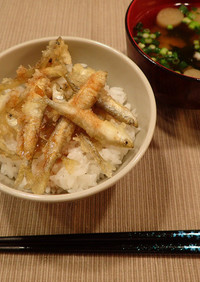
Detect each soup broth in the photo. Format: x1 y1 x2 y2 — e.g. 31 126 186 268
133 4 200 77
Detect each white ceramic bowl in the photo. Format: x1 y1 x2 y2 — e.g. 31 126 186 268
0 36 156 202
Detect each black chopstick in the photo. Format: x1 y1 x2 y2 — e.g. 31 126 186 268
0 230 200 254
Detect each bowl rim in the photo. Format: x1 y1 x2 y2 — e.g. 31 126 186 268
125 0 200 82
0 36 156 202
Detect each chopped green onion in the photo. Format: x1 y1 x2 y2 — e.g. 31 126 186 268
149 44 156 50
182 17 192 24
188 21 200 30
154 47 161 53
178 61 188 70
187 12 196 20
135 22 143 31
193 40 199 44
133 10 198 74
136 31 143 37
159 59 170 68
142 33 150 38
194 44 200 50
144 38 152 44
192 7 197 12
167 24 174 30
150 33 156 39
155 31 161 38
160 47 168 55
172 58 180 65
140 38 146 44
143 47 151 54
138 42 145 49
151 39 159 46
172 52 178 58
179 4 189 15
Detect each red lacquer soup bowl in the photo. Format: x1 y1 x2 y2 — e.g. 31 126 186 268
125 0 200 108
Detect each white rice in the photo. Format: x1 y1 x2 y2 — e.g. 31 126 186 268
0 86 138 194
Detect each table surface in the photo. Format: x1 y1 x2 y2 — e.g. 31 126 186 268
0 0 200 281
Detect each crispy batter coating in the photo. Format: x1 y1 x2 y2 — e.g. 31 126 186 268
0 37 136 194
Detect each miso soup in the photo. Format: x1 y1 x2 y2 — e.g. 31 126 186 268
133 4 200 78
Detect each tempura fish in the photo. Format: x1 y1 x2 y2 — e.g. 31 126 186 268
0 37 138 195
31 70 108 194
31 117 75 194
66 63 138 126
68 70 107 109
96 89 138 127
46 97 134 148
47 67 134 149
74 133 115 178
15 71 51 187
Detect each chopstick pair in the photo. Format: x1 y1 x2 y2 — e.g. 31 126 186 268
0 230 200 254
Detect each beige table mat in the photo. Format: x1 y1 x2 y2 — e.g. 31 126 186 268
0 0 200 281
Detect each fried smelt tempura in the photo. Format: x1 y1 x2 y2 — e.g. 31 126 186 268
66 63 138 126
96 89 138 127
68 71 107 109
46 98 134 148
47 67 133 149
15 71 51 187
31 70 107 194
0 37 137 195
31 117 75 194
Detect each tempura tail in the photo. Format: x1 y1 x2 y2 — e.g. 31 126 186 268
35 37 72 69
14 160 33 188
0 66 34 93
75 133 115 178
31 117 75 194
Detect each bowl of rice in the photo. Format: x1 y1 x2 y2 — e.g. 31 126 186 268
0 36 156 202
